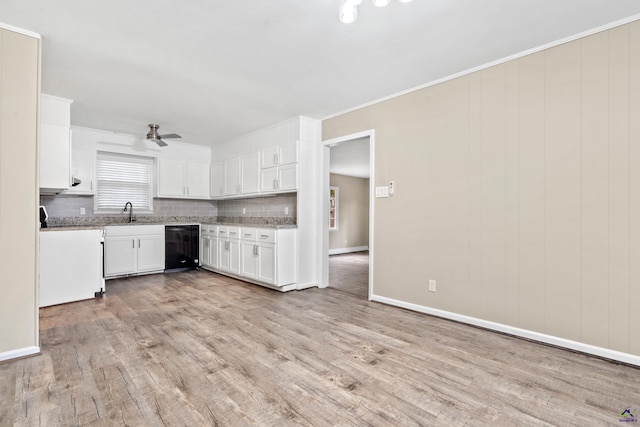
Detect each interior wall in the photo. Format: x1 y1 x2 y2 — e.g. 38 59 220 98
322 21 640 358
329 174 369 251
0 27 40 357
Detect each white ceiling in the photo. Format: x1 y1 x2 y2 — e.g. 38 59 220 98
329 137 371 178
3 1 640 147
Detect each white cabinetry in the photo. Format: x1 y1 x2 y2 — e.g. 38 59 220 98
39 229 104 307
241 152 260 194
203 225 296 290
217 226 240 275
157 159 210 199
224 157 241 196
260 142 298 168
210 161 225 198
104 225 165 278
260 142 298 193
39 94 73 194
64 139 95 195
200 224 219 269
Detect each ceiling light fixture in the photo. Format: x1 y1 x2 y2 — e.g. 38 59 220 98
340 0 414 23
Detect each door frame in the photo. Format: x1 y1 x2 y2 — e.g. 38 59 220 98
320 130 375 300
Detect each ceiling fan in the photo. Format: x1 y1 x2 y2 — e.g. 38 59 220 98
146 124 181 147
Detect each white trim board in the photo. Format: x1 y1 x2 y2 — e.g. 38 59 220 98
0 22 41 38
329 246 369 255
371 294 640 368
0 346 41 363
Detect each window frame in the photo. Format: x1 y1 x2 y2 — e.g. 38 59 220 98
94 151 154 215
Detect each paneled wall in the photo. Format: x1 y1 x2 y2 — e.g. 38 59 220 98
323 22 640 358
0 26 40 359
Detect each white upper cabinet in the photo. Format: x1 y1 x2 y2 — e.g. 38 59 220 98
64 141 95 195
210 161 225 198
241 152 260 194
260 142 298 168
157 158 210 199
259 141 298 193
186 161 210 198
224 157 241 196
39 94 73 194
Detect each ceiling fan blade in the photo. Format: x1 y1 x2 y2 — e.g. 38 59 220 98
159 133 181 139
152 138 168 147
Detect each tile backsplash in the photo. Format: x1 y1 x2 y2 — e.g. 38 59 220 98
217 194 296 218
40 193 297 226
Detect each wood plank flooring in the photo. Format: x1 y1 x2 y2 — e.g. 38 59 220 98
1 259 639 426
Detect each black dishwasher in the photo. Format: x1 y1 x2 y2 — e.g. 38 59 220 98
165 225 200 272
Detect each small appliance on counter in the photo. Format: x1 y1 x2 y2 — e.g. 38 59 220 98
39 205 48 228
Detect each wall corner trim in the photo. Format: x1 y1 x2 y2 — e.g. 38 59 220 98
371 295 640 368
0 22 41 38
0 346 41 363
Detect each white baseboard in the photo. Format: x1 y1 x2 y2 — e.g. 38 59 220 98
329 246 369 255
296 281 318 290
0 346 40 362
371 294 640 367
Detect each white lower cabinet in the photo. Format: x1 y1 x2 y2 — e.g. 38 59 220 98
104 225 165 278
217 226 240 275
200 224 219 269
201 225 296 290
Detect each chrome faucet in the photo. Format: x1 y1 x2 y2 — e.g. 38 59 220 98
123 202 134 223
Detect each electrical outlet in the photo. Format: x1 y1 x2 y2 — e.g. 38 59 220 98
285 207 289 215
80 208 86 215
428 280 437 292
242 208 246 215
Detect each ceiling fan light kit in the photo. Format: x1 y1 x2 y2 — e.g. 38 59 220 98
146 123 181 147
340 0 413 23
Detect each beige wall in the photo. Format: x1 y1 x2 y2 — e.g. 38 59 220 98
329 174 369 251
323 22 640 357
0 27 40 357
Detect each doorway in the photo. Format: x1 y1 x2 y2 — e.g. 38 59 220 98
321 131 374 300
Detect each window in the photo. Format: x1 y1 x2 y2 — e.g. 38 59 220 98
329 186 339 230
95 152 154 214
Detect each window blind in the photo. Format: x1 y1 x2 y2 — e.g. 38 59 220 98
96 152 153 212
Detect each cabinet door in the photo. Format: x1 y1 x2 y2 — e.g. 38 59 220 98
229 239 241 275
158 158 185 197
201 236 211 267
257 243 276 285
224 157 241 195
210 161 225 198
277 164 298 191
278 142 298 165
104 236 136 276
209 236 219 269
137 234 165 272
240 241 259 279
65 145 95 195
261 146 279 168
241 152 260 194
260 167 278 192
186 162 210 198
40 123 70 190
218 238 230 271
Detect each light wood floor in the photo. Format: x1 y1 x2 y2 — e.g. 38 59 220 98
1 258 639 426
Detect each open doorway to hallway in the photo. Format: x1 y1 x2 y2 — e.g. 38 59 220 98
323 133 373 299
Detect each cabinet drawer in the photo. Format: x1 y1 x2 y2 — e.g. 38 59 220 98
228 226 241 239
104 224 164 237
240 227 258 241
201 224 217 235
257 229 276 244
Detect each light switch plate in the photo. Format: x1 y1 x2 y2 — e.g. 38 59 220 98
375 186 389 198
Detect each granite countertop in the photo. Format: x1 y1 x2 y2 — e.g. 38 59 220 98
41 216 297 231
